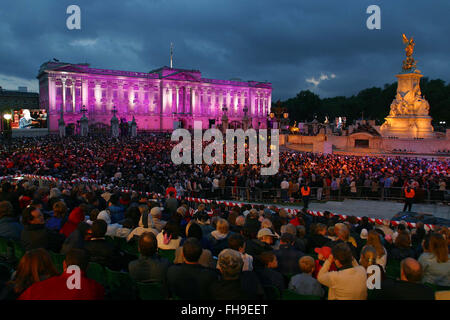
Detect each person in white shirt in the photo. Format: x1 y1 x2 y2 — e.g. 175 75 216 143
156 220 182 250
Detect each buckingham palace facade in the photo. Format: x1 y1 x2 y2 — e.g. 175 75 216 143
37 61 272 131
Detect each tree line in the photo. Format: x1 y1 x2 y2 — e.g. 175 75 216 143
279 78 450 129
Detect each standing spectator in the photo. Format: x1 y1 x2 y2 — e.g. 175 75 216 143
418 233 450 286
317 243 367 300
403 184 415 212
165 191 178 218
300 184 311 209
289 255 325 298
18 248 105 300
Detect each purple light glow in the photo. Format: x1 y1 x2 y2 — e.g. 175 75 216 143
38 62 272 131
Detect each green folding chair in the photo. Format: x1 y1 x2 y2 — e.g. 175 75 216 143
385 259 401 279
424 283 450 292
0 237 9 256
282 289 321 300
119 239 139 257
86 262 107 286
50 251 66 273
105 267 136 300
136 281 164 300
264 285 281 300
158 249 175 262
12 240 25 262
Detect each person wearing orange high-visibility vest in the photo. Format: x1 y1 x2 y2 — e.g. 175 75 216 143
301 184 311 209
403 185 415 212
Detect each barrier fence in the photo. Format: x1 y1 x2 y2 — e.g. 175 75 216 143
0 174 443 231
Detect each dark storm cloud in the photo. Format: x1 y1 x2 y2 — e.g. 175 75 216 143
0 0 448 100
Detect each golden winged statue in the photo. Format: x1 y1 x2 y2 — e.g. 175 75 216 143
402 34 415 57
402 34 417 71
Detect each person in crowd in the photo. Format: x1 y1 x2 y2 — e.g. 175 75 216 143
389 231 416 261
307 223 329 253
418 233 450 286
0 201 23 240
317 242 367 300
275 233 304 277
359 245 385 281
371 258 435 300
18 248 105 300
107 194 125 224
59 205 86 238
60 222 91 254
228 233 253 271
361 230 387 270
1 248 58 300
148 206 167 233
166 238 218 299
0 182 20 217
245 228 277 259
128 232 171 283
254 251 285 294
21 205 64 252
45 201 67 232
207 218 232 256
313 246 337 278
326 223 358 259
83 220 123 270
156 220 182 250
289 255 325 298
174 222 214 268
165 191 178 218
127 205 159 241
210 249 265 300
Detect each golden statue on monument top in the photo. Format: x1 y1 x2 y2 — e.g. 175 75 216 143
402 34 417 72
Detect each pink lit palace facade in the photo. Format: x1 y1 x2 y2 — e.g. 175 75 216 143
37 61 272 131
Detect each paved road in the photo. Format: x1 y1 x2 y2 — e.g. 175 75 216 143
284 199 450 220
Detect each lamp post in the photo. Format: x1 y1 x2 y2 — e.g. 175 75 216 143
3 113 12 142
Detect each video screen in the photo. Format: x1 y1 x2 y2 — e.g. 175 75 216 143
11 109 48 129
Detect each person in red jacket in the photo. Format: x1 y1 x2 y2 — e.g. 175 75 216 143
18 248 105 300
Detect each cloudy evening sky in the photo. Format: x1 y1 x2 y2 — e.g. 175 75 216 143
0 0 449 100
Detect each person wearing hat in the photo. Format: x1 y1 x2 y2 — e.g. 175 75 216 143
313 246 337 278
244 228 277 260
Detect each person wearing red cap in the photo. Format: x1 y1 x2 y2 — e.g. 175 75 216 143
313 246 337 278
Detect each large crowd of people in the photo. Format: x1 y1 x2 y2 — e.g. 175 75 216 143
0 178 449 300
0 134 448 203
0 134 449 300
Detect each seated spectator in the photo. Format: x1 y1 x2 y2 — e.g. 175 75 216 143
21 205 64 252
157 220 182 250
245 228 277 259
193 205 214 236
307 223 329 253
60 222 91 255
289 256 325 298
45 201 67 232
418 233 450 286
361 230 387 270
0 201 23 241
389 231 416 261
313 246 337 278
326 223 358 259
211 249 264 300
174 222 214 268
370 258 435 300
19 248 105 300
59 205 85 238
83 220 123 270
359 245 385 281
317 242 367 300
1 248 58 300
147 206 167 233
166 238 218 299
255 251 285 294
207 218 232 256
108 194 125 224
228 233 253 271
128 232 171 283
127 205 159 241
97 210 122 237
275 233 304 276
